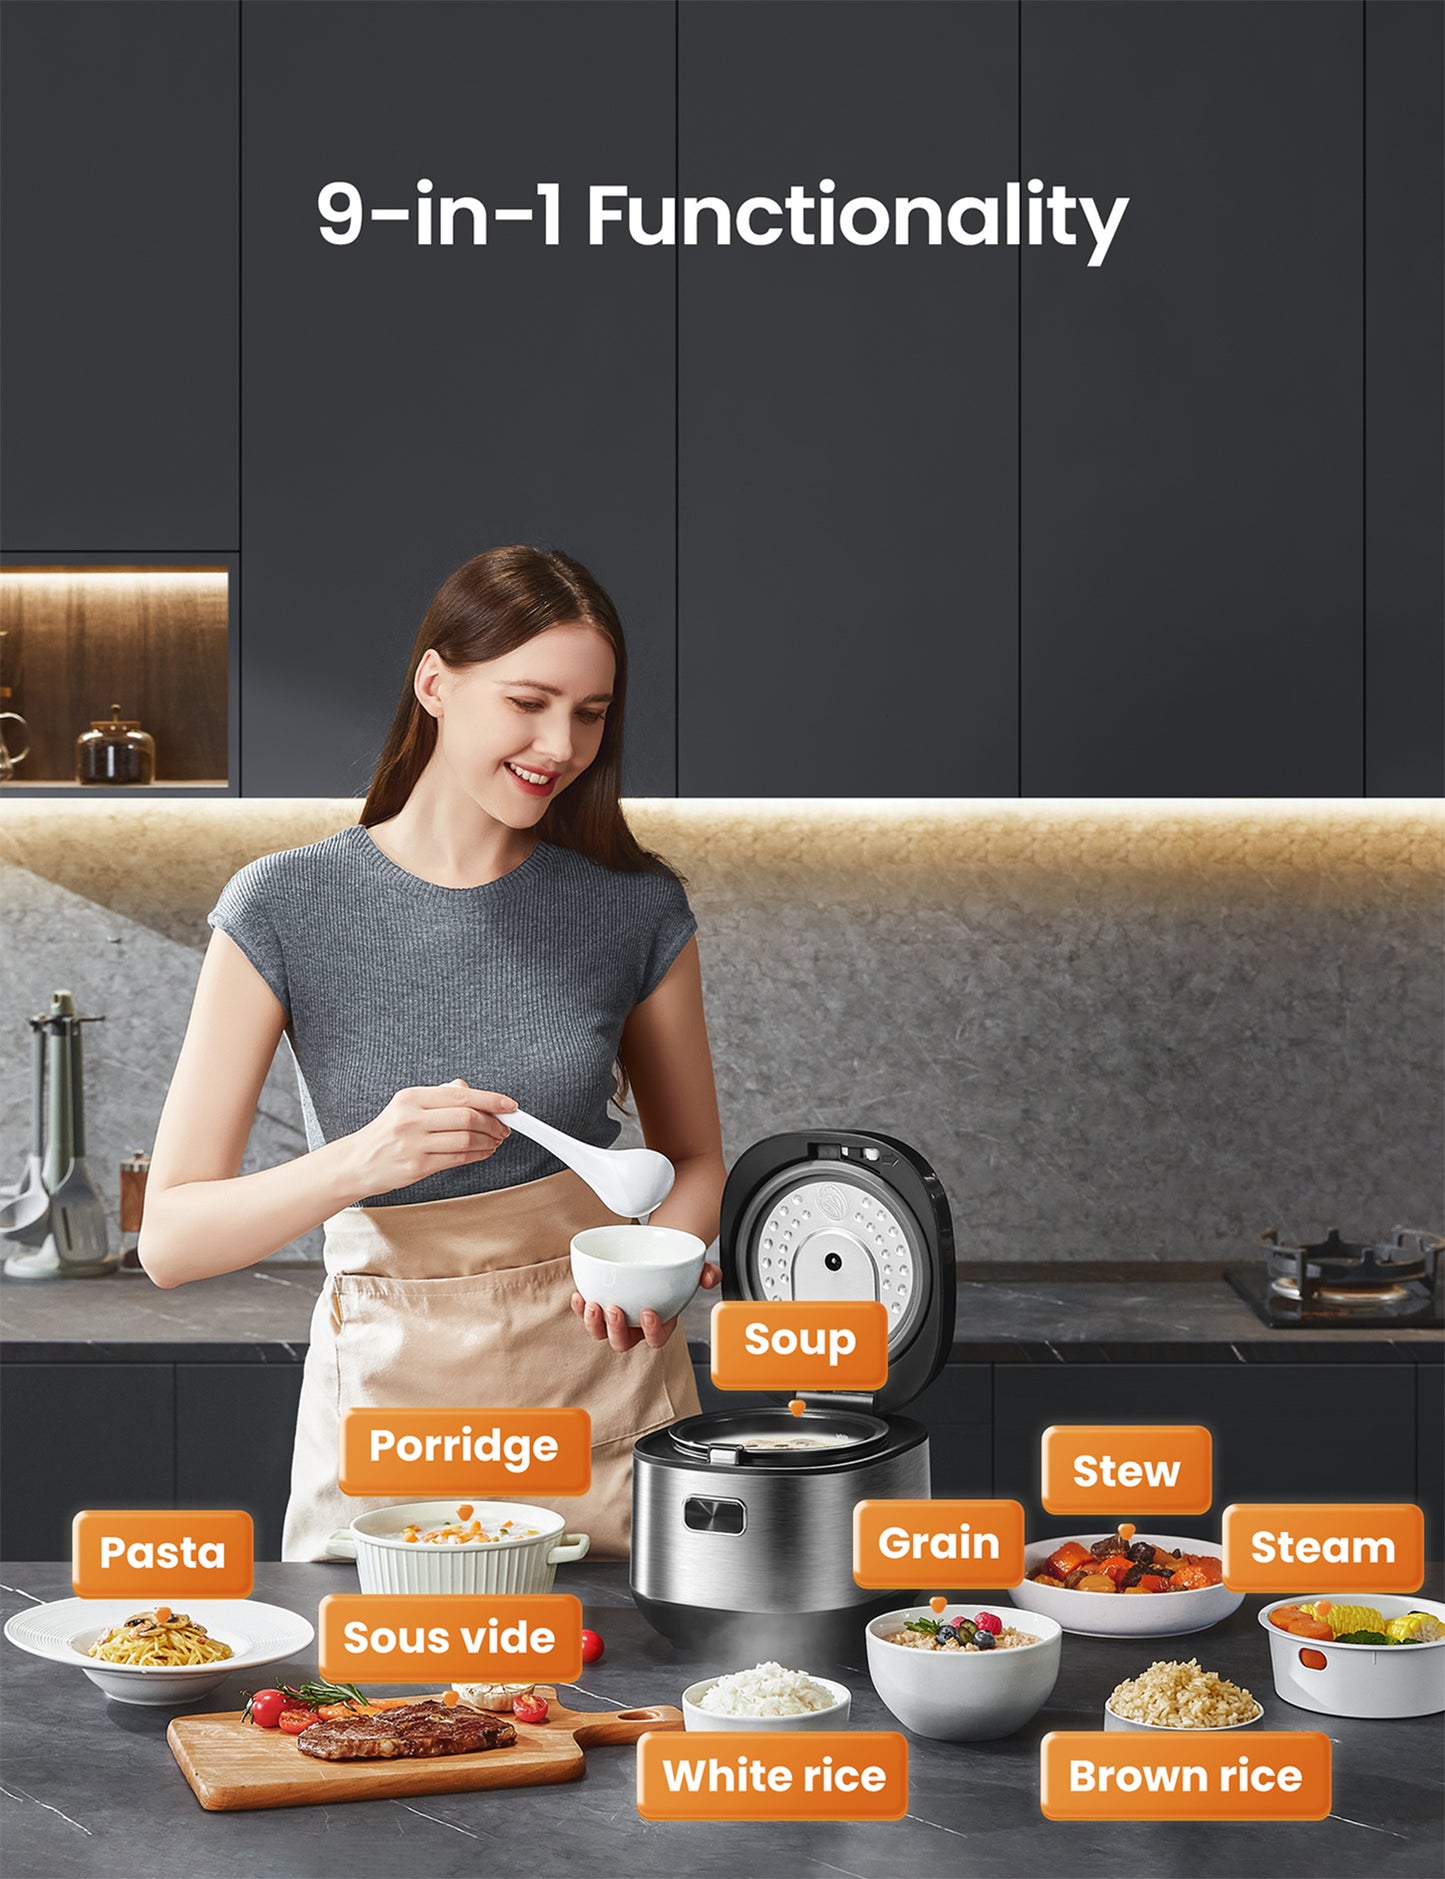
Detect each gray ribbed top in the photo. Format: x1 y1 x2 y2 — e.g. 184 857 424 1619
208 826 696 1206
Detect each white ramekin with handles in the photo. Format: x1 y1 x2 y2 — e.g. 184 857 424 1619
328 1499 590 1595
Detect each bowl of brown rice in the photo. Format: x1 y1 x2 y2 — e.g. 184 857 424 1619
1105 1658 1263 1731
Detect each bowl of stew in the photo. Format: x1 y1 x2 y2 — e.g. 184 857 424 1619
1009 1531 1242 1638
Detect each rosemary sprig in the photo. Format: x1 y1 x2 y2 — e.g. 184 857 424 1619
278 1678 370 1710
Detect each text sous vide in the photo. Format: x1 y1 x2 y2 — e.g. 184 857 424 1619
319 179 1130 266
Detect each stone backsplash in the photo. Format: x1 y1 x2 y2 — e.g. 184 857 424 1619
2 801 1441 1266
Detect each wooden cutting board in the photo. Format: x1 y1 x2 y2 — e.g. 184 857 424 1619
167 1688 683 1811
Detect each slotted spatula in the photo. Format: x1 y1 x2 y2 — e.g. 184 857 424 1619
45 1009 112 1273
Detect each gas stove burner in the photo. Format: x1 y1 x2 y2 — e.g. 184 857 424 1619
1227 1223 1444 1328
1270 1276 1411 1306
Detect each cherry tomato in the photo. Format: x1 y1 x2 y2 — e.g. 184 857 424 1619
246 1689 286 1729
580 1629 605 1665
278 1708 315 1735
512 1693 549 1725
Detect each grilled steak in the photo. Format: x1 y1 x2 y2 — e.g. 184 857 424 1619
297 1700 518 1761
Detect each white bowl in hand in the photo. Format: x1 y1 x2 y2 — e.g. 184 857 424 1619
570 1224 706 1328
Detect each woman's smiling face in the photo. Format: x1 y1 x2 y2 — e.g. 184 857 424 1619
419 623 615 826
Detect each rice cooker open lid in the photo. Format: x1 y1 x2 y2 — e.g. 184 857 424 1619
714 1129 956 1418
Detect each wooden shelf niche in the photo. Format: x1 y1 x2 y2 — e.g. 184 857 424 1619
0 567 229 785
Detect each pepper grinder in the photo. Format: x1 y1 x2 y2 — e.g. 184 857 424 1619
119 1150 151 1271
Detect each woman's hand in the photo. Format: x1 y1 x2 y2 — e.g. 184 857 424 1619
343 1078 515 1196
570 1261 721 1353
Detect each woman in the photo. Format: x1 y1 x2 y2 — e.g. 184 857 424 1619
140 545 725 1559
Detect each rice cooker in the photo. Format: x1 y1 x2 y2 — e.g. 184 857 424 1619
631 1130 955 1658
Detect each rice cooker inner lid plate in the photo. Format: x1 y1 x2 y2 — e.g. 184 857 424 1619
737 1161 929 1353
667 1405 890 1466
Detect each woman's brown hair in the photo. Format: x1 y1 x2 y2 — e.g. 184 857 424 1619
360 545 671 879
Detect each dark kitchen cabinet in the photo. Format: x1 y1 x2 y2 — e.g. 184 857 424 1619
676 1 1018 796
1365 0 1445 795
175 1364 305 1562
992 1364 1418 1542
911 1367 994 1500
0 2 239 551
239 2 677 798
0 1364 174 1560
1019 1 1365 795
1418 1365 1443 1561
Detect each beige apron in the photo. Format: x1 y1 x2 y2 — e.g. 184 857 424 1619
282 1169 700 1562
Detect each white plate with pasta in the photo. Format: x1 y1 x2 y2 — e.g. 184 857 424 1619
3 1598 314 1706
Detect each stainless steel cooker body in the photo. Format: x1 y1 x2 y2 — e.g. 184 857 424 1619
630 1129 956 1658
631 1411 930 1657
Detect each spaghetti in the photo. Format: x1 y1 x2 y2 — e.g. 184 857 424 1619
86 1606 233 1667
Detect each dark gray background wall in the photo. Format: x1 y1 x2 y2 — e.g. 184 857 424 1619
1 1 1441 797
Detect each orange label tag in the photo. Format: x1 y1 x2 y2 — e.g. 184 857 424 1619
1221 1503 1424 1593
317 1594 582 1685
853 1499 1027 1588
1041 1425 1213 1516
71 1510 253 1599
709 1302 889 1392
636 1732 908 1821
1040 1732 1331 1821
338 1408 591 1497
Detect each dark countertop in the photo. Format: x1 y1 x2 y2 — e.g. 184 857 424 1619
2 1262 1439 1364
2 1559 1440 1878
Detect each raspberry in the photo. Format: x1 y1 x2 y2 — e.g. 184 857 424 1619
974 1611 1003 1635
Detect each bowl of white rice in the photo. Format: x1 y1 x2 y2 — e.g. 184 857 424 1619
682 1662 851 1732
1105 1659 1263 1731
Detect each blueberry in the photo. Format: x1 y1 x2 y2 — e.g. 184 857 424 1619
973 1628 996 1650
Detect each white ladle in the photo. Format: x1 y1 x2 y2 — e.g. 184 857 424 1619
503 1106 675 1220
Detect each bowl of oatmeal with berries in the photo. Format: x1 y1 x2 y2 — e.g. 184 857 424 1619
866 1605 1062 1740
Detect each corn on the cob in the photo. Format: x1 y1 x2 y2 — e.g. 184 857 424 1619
1385 1612 1444 1643
1301 1602 1388 1637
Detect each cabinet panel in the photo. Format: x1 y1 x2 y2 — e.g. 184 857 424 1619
993 1365 1416 1541
240 2 676 797
0 1365 174 1559
678 0 1018 795
1021 2 1363 794
1417 1366 1442 1562
176 1365 304 1561
1365 0 1444 795
0 2 239 550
